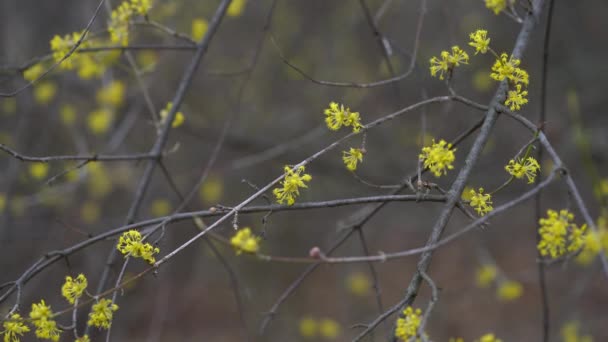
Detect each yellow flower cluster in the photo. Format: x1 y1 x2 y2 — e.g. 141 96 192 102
419 139 456 177
159 102 185 128
342 148 364 171
485 0 508 15
538 209 587 259
108 0 152 46
490 53 530 110
323 102 363 133
505 156 540 183
475 264 497 288
429 46 469 80
394 306 423 341
2 314 30 342
496 280 523 301
468 188 493 216
88 299 119 329
576 216 608 265
61 274 88 304
50 31 88 69
273 165 312 205
116 230 160 264
469 30 490 55
476 333 503 342
30 300 62 341
230 227 260 254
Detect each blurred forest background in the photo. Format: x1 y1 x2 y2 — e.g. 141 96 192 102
1 0 607 341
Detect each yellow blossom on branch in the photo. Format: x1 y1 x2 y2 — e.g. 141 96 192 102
429 46 469 80
61 274 88 304
469 29 490 54
116 230 160 264
30 300 61 341
394 306 423 341
273 165 312 205
490 53 529 86
342 148 364 171
505 157 540 183
191 18 209 41
485 0 508 15
505 84 529 110
87 299 118 329
159 102 185 128
23 63 45 82
2 313 30 342
419 139 456 177
476 333 503 342
538 209 587 259
230 227 260 254
324 102 363 133
468 188 493 216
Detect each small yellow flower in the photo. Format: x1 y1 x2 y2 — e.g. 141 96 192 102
468 188 493 216
23 63 45 82
30 300 61 341
323 102 363 133
342 148 364 171
429 46 469 80
319 318 341 339
75 335 91 342
2 313 30 342
87 108 114 135
50 33 83 69
497 280 523 301
538 209 587 259
96 81 126 107
485 0 507 15
191 18 209 41
130 0 152 15
87 298 118 329
491 53 529 86
230 227 260 254
109 2 133 46
476 333 503 342
505 157 540 183
505 84 529 111
116 230 160 264
33 81 57 105
273 165 312 205
62 274 88 304
469 29 490 54
419 139 456 177
395 306 423 342
346 272 371 296
299 317 317 338
475 264 497 288
227 0 247 17
159 102 185 128
29 163 49 180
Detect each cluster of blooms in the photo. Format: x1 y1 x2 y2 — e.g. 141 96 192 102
273 165 312 205
30 300 62 341
230 227 261 254
430 29 530 111
323 102 363 133
394 306 423 341
467 188 493 216
0 273 119 341
537 209 587 258
485 0 511 15
109 0 152 46
342 148 364 171
429 46 469 80
505 156 540 183
576 215 608 265
419 139 456 177
61 274 88 304
48 31 121 79
159 102 186 128
116 229 160 264
87 299 119 329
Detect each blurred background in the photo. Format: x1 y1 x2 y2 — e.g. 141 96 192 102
1 0 607 341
